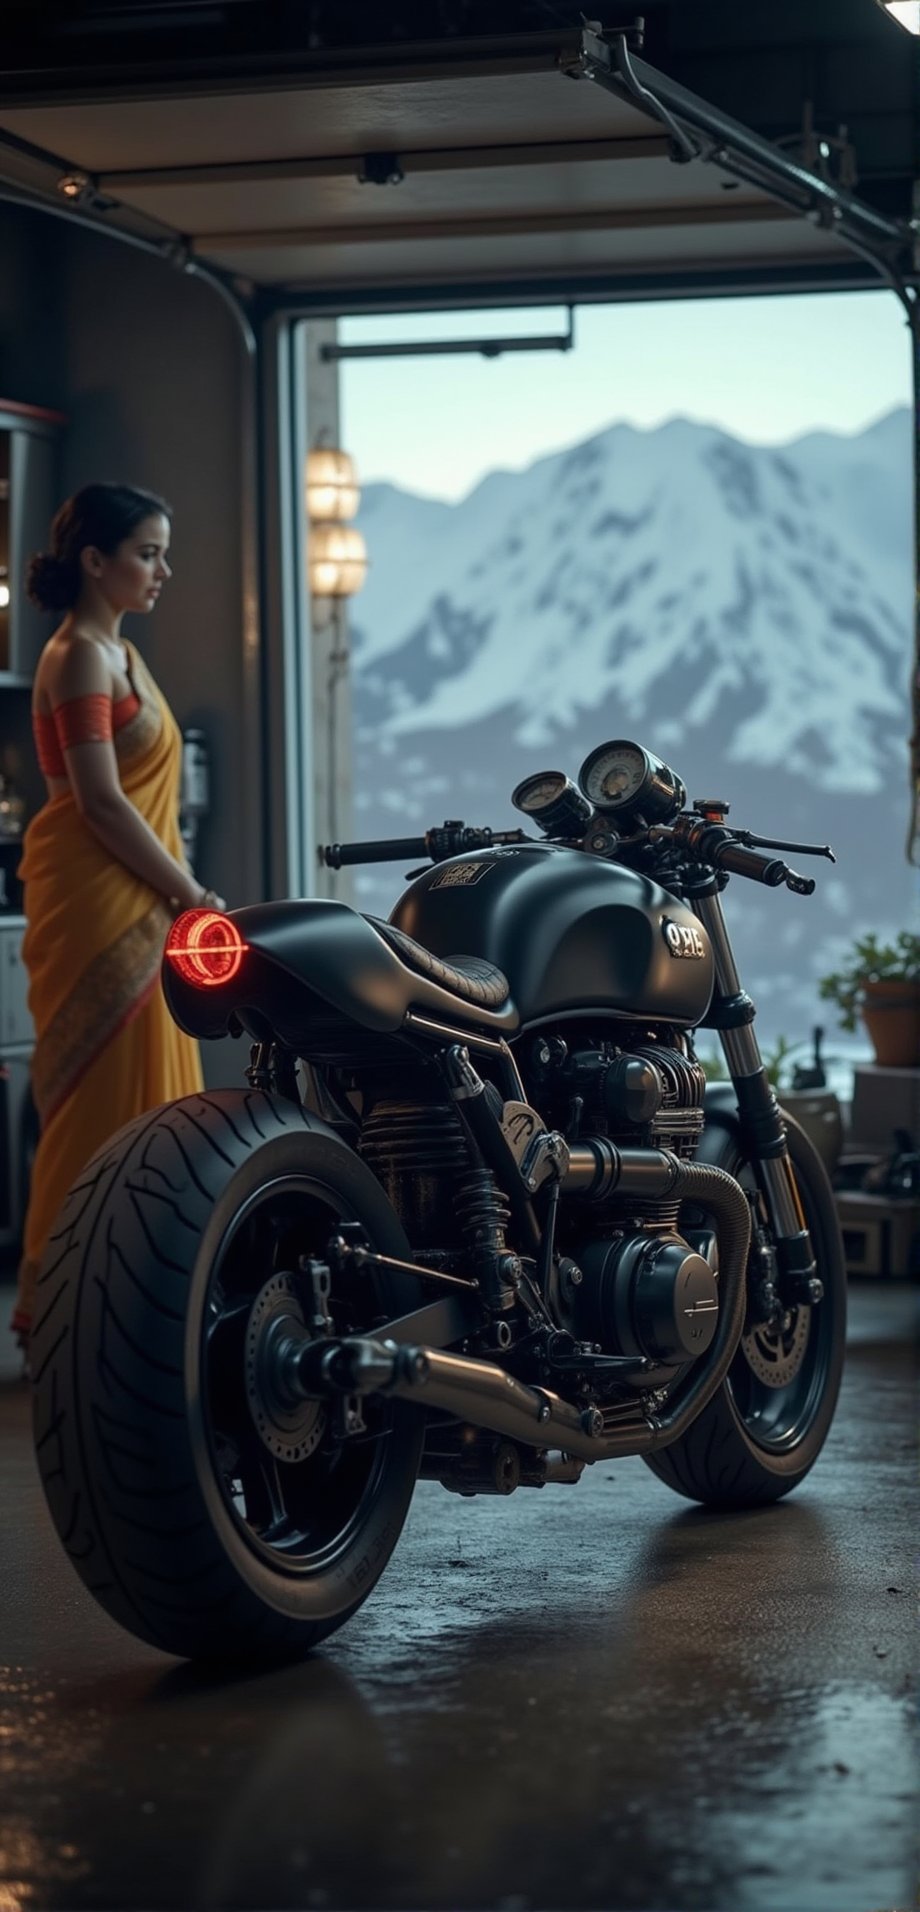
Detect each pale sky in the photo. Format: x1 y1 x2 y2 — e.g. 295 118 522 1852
340 290 913 503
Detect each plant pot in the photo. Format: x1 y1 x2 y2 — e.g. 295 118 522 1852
860 979 920 1068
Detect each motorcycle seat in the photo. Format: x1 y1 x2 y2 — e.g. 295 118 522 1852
367 919 510 1010
164 899 520 1042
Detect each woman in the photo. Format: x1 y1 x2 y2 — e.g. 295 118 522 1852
10 482 223 1349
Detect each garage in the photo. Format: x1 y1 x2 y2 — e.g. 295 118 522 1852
0 5 917 1907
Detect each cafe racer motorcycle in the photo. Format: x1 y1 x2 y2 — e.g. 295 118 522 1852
31 739 846 1662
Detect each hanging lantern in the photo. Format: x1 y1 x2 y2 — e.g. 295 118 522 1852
304 447 361 523
308 523 368 598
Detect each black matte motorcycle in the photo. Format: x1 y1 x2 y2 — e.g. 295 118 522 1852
32 739 846 1661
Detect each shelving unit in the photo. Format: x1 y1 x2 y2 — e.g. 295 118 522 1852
0 399 62 1250
835 1064 920 1279
0 398 63 686
0 914 36 1254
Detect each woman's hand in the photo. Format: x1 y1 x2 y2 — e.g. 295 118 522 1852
197 885 228 911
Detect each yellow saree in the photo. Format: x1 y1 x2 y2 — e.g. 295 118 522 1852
12 641 203 1336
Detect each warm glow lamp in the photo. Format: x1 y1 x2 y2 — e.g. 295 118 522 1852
307 523 368 598
304 447 361 523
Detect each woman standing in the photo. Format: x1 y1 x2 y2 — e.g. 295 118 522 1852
10 483 222 1349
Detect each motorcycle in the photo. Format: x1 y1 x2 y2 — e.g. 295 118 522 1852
31 739 846 1661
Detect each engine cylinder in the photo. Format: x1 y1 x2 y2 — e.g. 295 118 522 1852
359 1100 470 1245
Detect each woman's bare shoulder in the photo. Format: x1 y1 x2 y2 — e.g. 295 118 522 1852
38 634 114 707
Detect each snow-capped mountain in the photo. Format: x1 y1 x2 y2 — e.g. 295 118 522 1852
350 409 916 1049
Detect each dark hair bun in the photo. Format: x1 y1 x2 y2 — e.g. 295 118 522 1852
26 551 80 612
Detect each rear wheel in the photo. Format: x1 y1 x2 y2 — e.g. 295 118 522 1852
31 1090 424 1661
644 1109 846 1507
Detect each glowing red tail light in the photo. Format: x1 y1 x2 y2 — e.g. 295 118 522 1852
165 910 246 987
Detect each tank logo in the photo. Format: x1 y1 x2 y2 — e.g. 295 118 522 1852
430 861 494 889
663 918 706 960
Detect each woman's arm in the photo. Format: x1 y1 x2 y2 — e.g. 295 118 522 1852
50 637 208 911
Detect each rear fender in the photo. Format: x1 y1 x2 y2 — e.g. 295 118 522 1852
162 899 518 1044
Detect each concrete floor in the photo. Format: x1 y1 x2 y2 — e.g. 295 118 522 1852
0 1280 916 1912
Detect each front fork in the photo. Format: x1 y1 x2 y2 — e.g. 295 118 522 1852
692 886 824 1315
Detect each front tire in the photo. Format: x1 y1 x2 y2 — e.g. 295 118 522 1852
644 1108 846 1507
31 1090 424 1661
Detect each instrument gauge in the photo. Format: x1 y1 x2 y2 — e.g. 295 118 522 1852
511 771 594 838
512 772 569 815
578 739 686 823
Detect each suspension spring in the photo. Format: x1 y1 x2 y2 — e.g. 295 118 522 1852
455 1168 519 1313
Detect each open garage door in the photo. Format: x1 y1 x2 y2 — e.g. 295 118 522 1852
0 5 916 888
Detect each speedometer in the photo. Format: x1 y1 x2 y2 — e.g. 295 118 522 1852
577 740 686 822
579 742 647 809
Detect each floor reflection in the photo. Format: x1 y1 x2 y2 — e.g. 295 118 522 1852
1 1287 915 1910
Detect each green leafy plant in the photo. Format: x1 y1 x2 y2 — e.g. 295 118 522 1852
818 932 920 1033
696 1035 795 1091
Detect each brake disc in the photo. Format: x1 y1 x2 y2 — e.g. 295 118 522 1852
741 1305 811 1388
245 1272 327 1462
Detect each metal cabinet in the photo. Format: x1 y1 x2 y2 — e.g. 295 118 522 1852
0 915 35 1252
0 400 61 686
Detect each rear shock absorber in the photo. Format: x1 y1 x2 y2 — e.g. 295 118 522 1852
455 1168 521 1317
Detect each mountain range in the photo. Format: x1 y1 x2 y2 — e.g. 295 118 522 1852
350 407 915 1051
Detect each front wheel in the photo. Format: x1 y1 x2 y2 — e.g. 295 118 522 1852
644 1108 846 1507
31 1090 425 1661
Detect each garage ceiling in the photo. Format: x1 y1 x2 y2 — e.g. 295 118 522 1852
0 10 914 308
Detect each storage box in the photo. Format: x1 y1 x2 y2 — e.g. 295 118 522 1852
849 1065 920 1153
835 1189 920 1279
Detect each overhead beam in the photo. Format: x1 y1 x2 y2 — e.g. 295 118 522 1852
100 135 672 192
191 199 794 254
0 26 587 108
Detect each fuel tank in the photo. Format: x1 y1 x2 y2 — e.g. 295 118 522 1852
390 843 714 1028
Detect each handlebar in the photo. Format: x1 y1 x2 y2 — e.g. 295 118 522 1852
321 813 817 897
323 835 428 869
666 817 816 894
322 823 529 870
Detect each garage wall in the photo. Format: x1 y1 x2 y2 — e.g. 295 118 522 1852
0 201 261 1088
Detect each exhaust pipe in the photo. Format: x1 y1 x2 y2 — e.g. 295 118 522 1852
286 1148 752 1461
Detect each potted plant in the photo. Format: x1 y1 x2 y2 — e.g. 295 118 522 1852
818 931 920 1068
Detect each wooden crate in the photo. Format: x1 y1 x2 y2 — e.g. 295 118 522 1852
835 1189 920 1279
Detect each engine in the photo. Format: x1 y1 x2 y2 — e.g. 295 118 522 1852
353 1028 719 1377
530 1027 719 1371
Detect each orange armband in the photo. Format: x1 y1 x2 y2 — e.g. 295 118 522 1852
54 694 114 752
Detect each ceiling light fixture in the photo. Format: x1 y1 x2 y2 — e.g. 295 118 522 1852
57 171 93 202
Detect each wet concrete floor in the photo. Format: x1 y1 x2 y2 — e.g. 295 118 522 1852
0 1281 916 1912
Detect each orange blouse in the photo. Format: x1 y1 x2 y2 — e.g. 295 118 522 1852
33 691 141 778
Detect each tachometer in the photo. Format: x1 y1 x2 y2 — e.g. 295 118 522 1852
511 771 594 838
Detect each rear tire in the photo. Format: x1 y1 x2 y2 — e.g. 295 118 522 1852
31 1090 424 1661
644 1109 846 1507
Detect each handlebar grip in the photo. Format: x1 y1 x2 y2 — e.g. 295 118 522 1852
322 836 428 869
710 841 787 886
784 869 816 896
